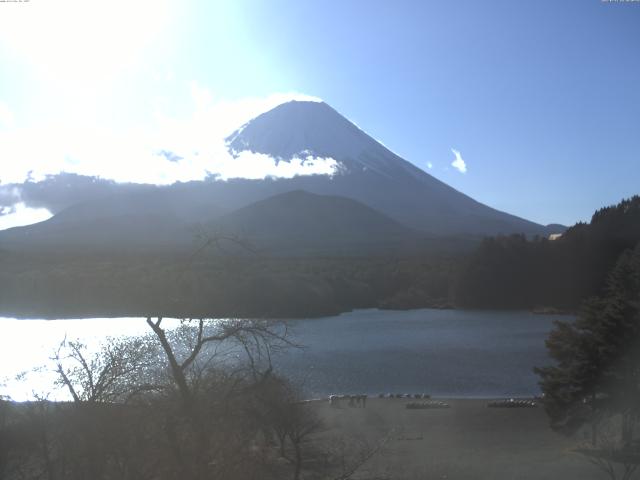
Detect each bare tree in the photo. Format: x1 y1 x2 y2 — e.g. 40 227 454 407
575 416 640 480
142 316 296 480
145 317 291 410
51 335 157 404
0 394 11 480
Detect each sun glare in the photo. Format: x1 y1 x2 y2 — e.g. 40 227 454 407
0 0 171 86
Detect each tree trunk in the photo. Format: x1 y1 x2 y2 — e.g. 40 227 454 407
293 440 302 480
146 318 194 412
622 411 633 445
592 393 598 447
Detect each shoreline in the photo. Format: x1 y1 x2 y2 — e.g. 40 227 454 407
303 395 542 402
0 305 575 321
313 397 599 479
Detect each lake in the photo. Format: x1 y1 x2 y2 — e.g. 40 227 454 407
0 309 566 401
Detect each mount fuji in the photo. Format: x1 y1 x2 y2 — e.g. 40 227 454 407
0 100 560 255
225 100 552 236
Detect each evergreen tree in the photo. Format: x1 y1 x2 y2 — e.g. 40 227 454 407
535 242 640 443
455 196 640 310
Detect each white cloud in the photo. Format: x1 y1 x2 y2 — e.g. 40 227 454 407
213 152 338 180
427 162 433 169
0 203 51 231
451 148 467 174
0 0 171 87
189 81 213 110
0 101 14 129
0 91 328 185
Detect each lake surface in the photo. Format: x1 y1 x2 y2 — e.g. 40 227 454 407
0 309 566 401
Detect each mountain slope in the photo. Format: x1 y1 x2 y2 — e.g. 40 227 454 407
0 100 562 255
209 190 426 255
0 190 426 256
0 209 193 254
226 101 555 236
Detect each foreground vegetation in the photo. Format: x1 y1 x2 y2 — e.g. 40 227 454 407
0 319 382 480
534 242 640 480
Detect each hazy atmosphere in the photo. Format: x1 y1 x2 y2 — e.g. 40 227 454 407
1 0 639 228
1 2 639 480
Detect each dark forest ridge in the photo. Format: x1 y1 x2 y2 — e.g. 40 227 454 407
456 196 640 310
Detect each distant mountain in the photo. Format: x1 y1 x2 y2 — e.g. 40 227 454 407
0 190 430 255
0 100 563 256
0 208 193 254
225 101 557 236
209 190 425 255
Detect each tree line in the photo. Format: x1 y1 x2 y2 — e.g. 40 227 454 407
455 196 640 310
0 254 455 319
1 196 638 318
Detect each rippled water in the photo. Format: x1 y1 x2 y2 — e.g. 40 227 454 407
0 309 567 400
275 309 563 398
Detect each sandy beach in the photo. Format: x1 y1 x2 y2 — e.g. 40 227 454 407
315 398 603 480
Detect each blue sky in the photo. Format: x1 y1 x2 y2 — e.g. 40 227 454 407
0 0 639 227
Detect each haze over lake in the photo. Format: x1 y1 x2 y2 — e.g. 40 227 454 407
1 309 565 401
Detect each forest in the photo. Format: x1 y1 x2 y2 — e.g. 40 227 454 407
1 196 638 318
454 196 640 310
0 252 454 319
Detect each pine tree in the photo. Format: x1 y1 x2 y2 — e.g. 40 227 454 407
535 243 640 444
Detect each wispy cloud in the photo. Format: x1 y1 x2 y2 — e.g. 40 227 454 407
0 89 334 230
451 148 467 174
0 89 327 185
0 187 21 212
0 203 52 230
